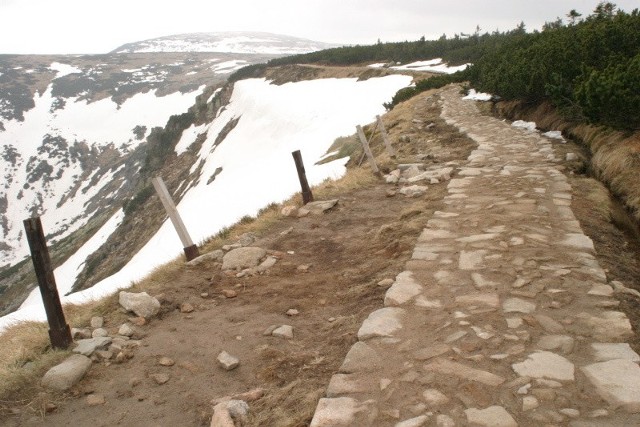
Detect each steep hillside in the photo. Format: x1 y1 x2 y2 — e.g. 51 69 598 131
0 33 335 315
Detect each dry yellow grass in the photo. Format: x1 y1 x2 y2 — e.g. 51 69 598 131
495 101 640 223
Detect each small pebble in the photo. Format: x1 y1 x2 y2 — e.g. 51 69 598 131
158 357 175 367
222 289 238 298
286 309 299 316
180 303 194 313
86 394 105 406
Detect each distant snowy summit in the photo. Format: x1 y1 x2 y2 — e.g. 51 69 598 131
111 32 339 55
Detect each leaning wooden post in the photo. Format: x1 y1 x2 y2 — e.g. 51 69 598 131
356 125 380 174
152 177 200 261
23 217 72 350
376 115 396 158
292 150 314 204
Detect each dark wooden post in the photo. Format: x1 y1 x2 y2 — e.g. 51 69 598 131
292 150 314 205
23 217 72 349
152 177 200 261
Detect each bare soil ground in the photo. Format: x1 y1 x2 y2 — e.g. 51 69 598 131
0 89 476 426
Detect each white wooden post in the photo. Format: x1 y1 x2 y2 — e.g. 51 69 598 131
152 176 199 261
356 125 379 174
376 115 396 157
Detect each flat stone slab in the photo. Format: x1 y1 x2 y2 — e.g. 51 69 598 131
423 358 505 386
582 359 640 412
339 342 382 373
561 233 595 251
465 406 518 427
42 354 92 391
503 297 536 314
576 311 633 341
310 397 375 427
591 343 640 362
326 374 370 397
459 250 487 270
357 307 405 340
73 337 112 356
455 292 500 308
512 351 575 381
384 271 423 306
298 199 339 216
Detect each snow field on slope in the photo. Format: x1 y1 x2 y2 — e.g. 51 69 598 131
0 74 412 332
0 72 204 264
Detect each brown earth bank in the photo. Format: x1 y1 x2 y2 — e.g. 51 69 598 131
1 82 640 427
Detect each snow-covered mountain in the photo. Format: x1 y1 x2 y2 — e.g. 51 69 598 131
112 32 339 55
0 32 410 329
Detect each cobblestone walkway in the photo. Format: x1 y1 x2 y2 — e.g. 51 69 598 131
310 86 640 427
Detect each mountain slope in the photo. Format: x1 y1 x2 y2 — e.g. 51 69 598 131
112 32 339 55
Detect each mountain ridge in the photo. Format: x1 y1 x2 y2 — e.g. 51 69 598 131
111 31 340 55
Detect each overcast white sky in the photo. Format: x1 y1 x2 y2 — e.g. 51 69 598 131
0 0 638 54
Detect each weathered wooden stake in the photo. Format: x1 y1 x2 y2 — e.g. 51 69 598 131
23 217 72 350
376 115 396 158
292 150 314 204
356 125 380 174
152 177 200 261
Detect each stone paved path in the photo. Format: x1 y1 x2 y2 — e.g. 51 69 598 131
309 86 640 426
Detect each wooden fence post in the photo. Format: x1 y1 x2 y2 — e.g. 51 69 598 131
292 150 314 205
152 177 200 261
356 125 380 174
376 115 396 158
23 217 72 349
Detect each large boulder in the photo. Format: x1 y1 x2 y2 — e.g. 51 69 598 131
119 291 160 318
41 354 92 391
221 247 267 270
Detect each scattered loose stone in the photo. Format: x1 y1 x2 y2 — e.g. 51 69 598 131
41 355 92 391
91 328 108 338
73 337 112 356
221 289 238 298
185 249 223 266
522 395 539 411
217 351 240 371
221 247 267 270
559 408 580 418
150 373 170 385
159 357 175 367
90 316 104 329
286 309 299 316
180 302 195 313
119 291 160 318
272 325 294 339
118 323 135 337
378 278 394 288
423 389 449 406
263 325 279 336
298 199 339 216
86 394 105 406
281 205 298 217
71 327 92 339
399 185 428 198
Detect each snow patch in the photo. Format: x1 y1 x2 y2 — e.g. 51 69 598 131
463 89 493 101
50 62 82 78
